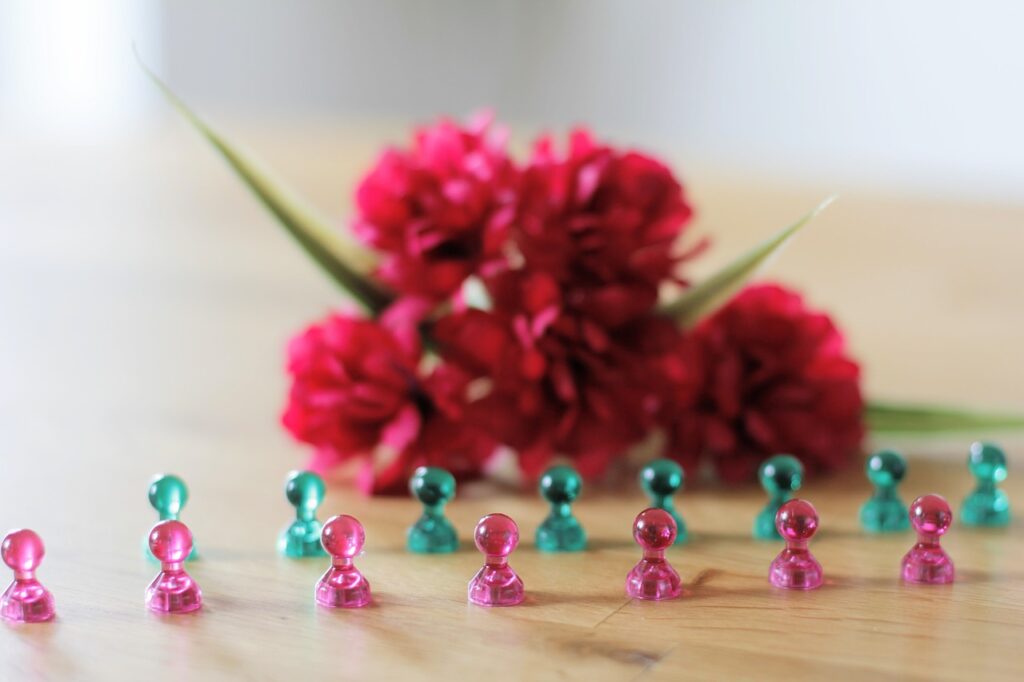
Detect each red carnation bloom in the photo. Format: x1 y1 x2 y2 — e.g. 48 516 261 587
515 129 700 327
665 283 865 483
356 363 498 495
353 112 518 302
282 313 495 494
434 271 685 479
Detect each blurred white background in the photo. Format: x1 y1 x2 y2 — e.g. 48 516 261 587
1 0 1022 202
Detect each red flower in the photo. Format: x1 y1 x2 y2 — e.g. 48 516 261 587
353 112 518 301
282 313 495 494
665 283 864 483
434 271 685 479
515 129 700 326
356 364 497 495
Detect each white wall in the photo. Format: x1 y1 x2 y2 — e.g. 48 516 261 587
0 0 159 135
2 1 1022 201
157 0 1024 202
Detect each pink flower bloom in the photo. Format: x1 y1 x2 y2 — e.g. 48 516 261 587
353 112 518 302
434 271 686 479
282 313 495 494
664 283 865 483
515 129 701 326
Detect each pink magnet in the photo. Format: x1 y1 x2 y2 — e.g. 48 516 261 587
901 494 954 585
626 508 682 600
315 515 371 608
1 529 56 623
146 520 202 614
468 513 524 606
769 499 823 590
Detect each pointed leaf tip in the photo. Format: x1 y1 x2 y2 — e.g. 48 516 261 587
136 51 393 315
661 197 836 327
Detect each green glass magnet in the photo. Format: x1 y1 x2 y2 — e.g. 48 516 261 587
754 455 803 540
145 473 197 561
961 442 1010 527
536 464 587 552
860 449 910 532
407 466 458 553
278 470 328 558
638 459 687 544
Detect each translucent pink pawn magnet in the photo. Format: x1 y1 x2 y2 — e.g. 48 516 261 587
146 520 202 614
626 508 682 600
769 499 823 590
315 515 371 608
902 494 955 585
1 529 56 623
468 513 524 606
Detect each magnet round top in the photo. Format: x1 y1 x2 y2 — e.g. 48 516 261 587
285 470 326 511
148 520 194 564
639 459 683 498
2 529 45 574
474 514 519 557
866 450 907 488
759 455 803 495
321 515 365 559
148 474 189 518
633 508 677 551
909 494 952 536
775 499 819 541
539 465 582 504
409 466 456 507
967 442 1008 484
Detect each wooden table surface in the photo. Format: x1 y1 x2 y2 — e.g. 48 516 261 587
2 121 1023 680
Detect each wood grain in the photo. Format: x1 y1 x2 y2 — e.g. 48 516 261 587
1 124 1023 680
1 457 1021 681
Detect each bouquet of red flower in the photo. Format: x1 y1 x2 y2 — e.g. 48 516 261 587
147 67 1024 495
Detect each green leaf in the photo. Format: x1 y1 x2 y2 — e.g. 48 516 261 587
867 400 1024 433
136 50 393 315
661 196 836 327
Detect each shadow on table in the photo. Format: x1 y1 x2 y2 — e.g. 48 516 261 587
580 538 635 552
516 591 633 609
